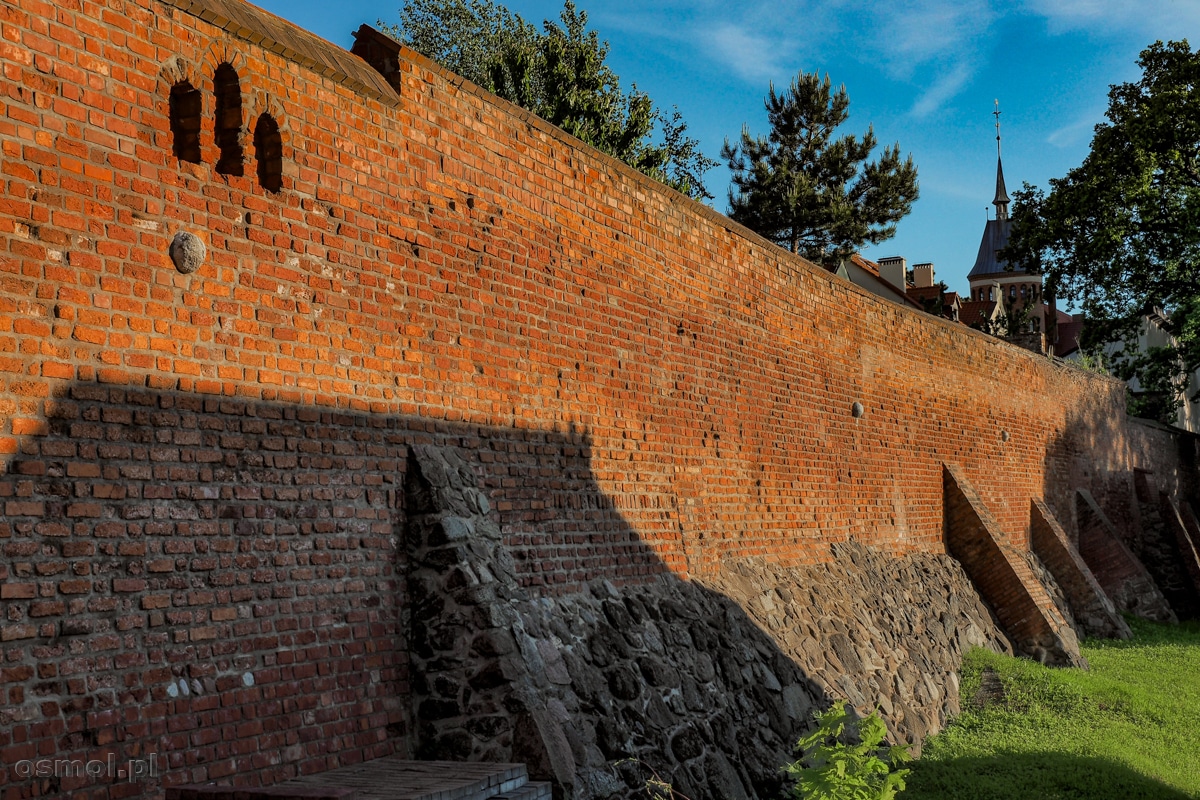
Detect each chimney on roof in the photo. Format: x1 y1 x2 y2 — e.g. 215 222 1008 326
912 262 934 288
877 256 907 292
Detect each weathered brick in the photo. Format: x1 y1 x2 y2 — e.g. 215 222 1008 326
65 502 102 517
29 600 65 617
112 578 146 593
1 625 37 642
0 583 36 599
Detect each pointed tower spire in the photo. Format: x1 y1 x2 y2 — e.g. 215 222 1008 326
993 99 1010 221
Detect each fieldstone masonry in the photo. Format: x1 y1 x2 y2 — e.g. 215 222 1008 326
406 445 1013 800
1181 502 1200 557
1161 495 1200 596
703 546 1012 747
1130 472 1200 618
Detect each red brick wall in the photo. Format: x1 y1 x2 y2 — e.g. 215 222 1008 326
1 0 1160 572
1127 418 1200 510
1 0 1196 796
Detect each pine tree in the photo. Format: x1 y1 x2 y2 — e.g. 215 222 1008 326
722 72 918 265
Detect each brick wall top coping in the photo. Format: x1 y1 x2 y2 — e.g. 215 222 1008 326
157 0 1133 387
1130 415 1200 440
157 0 399 102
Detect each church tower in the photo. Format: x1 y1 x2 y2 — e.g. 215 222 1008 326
966 101 1044 334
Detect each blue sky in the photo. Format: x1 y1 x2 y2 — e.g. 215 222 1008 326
255 0 1200 294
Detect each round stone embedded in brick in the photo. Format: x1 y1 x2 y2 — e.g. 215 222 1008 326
169 231 206 274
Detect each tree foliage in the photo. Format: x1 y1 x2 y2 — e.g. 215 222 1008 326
722 72 918 265
383 0 717 199
1003 40 1200 420
915 280 951 317
969 297 1033 339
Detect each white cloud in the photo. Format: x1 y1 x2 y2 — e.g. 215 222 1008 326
700 21 791 82
582 0 1200 105
910 62 974 117
1020 0 1200 36
1046 109 1104 148
827 0 997 115
862 0 997 80
590 0 999 114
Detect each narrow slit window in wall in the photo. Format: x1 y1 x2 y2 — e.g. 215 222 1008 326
214 63 244 176
169 81 202 163
254 113 283 193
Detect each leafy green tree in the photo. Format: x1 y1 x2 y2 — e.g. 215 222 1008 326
383 0 717 199
722 72 918 265
1003 40 1200 422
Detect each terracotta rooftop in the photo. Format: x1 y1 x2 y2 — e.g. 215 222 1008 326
959 300 998 328
906 285 944 304
844 254 923 308
850 253 881 277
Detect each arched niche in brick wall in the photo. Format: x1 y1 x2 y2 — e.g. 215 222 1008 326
214 63 245 176
254 113 283 193
169 80 203 163
157 55 206 166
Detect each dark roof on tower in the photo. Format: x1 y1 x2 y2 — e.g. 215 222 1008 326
994 156 1010 208
967 217 1013 279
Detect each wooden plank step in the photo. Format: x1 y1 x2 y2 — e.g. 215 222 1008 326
170 760 531 800
281 759 529 800
490 782 553 800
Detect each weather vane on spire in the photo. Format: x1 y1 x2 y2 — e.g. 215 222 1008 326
994 99 1002 158
992 100 1009 220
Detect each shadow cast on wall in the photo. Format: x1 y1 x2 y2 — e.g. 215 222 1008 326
0 381 1012 800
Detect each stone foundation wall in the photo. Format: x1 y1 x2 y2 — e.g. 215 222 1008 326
406 445 1011 800
702 545 1012 746
942 464 1082 666
1075 489 1175 622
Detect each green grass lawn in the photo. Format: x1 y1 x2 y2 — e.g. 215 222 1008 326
903 617 1200 800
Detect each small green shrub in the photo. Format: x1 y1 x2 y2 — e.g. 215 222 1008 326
1075 350 1109 376
786 700 912 800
